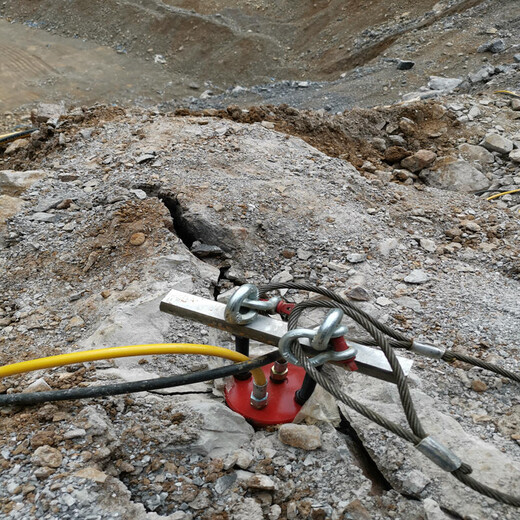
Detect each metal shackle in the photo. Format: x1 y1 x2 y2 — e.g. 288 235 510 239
278 328 317 366
240 295 282 313
278 327 357 368
311 308 347 351
224 284 260 325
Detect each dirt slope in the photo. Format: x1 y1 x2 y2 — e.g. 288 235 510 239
1 0 519 114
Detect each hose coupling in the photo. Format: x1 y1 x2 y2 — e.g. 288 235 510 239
250 381 269 409
270 360 289 383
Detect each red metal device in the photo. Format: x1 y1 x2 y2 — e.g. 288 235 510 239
224 362 306 426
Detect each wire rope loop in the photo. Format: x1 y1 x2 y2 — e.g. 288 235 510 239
224 284 260 325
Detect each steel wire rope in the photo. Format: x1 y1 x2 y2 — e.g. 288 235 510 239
261 282 426 439
260 282 520 506
260 282 519 383
441 350 520 383
261 282 412 346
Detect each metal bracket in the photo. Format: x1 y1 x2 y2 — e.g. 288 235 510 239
160 289 413 383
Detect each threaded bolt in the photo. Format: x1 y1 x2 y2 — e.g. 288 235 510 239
250 382 268 409
270 360 289 383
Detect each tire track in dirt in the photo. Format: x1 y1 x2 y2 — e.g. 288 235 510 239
0 43 56 80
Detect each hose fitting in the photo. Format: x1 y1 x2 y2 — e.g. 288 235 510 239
250 381 268 409
270 360 288 383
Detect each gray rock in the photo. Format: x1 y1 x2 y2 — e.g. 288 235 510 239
427 77 462 92
468 65 495 84
402 90 445 101
187 401 254 457
402 468 430 494
130 189 147 200
224 448 254 470
32 103 66 123
511 99 520 111
346 253 366 264
30 212 58 223
0 169 49 196
82 293 174 350
78 406 112 436
481 134 513 154
467 106 481 120
278 424 322 450
63 428 87 439
270 270 294 284
420 158 489 192
395 296 422 312
388 135 407 147
423 498 452 520
510 149 520 163
477 38 505 53
515 54 520 63
458 143 494 165
214 473 237 494
190 242 224 257
419 238 436 253
136 153 155 164
371 137 387 151
232 498 264 520
269 504 282 520
404 269 429 284
297 249 313 261
378 238 399 256
346 286 371 301
23 378 51 393
375 296 393 306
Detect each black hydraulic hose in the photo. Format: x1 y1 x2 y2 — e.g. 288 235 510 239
0 350 280 407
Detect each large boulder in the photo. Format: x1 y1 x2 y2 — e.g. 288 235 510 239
337 373 520 519
419 158 489 192
480 134 513 154
458 143 494 165
0 169 49 196
401 150 437 172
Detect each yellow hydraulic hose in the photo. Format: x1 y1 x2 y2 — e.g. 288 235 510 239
494 90 520 99
0 128 37 145
486 189 520 201
0 343 267 386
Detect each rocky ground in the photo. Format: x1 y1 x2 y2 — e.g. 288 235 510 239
0 93 519 519
0 1 519 519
